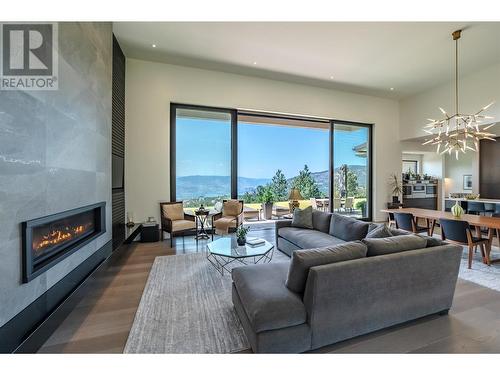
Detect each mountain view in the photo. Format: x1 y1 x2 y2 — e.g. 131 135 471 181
176 165 366 199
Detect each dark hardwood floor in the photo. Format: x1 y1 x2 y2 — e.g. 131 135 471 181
38 227 500 353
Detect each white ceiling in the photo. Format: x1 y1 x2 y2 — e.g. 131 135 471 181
113 22 500 99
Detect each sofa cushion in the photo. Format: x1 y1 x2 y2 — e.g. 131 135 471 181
365 224 393 238
232 262 306 333
329 213 369 241
292 206 313 229
279 227 346 249
286 241 368 293
312 210 332 233
171 219 196 232
362 234 428 256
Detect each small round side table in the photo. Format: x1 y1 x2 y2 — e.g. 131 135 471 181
194 209 213 241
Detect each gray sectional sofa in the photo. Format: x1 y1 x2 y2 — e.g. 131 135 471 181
232 210 463 353
276 210 371 256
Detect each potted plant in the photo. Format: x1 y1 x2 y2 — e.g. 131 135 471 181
236 225 250 246
389 173 402 203
259 185 274 220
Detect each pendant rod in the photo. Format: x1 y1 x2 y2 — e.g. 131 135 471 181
455 35 459 115
452 30 461 115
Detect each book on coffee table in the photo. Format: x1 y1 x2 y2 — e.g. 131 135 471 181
246 237 265 246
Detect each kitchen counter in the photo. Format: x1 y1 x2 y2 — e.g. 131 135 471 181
446 198 500 204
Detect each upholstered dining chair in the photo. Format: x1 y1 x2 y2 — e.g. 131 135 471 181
159 201 196 246
467 201 486 215
393 212 430 235
344 197 354 213
310 198 319 210
333 198 342 212
439 218 491 269
212 199 244 234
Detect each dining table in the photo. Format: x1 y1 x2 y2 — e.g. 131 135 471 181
381 207 500 265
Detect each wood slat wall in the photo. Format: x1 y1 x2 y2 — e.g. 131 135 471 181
112 35 126 250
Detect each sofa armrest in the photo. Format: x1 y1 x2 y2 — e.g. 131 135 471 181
275 219 292 246
302 244 462 349
184 213 196 222
161 217 173 232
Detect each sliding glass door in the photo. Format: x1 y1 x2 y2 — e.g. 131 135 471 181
170 104 372 220
171 105 235 209
237 114 329 211
332 122 371 218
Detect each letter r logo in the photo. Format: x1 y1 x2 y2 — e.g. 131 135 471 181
2 24 53 76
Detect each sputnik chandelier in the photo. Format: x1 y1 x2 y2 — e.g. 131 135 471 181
422 29 496 159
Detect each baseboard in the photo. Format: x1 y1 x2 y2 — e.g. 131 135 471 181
0 240 113 353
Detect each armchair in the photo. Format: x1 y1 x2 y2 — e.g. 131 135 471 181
212 199 244 234
159 201 196 246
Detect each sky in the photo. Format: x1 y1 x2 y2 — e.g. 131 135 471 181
176 118 368 179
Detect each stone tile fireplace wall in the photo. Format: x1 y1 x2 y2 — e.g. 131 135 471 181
0 23 112 329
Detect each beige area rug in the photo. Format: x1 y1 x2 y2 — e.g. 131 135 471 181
124 250 289 353
458 246 500 292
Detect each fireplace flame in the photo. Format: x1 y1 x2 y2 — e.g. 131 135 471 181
33 223 92 252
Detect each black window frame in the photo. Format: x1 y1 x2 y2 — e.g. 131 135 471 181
170 103 373 221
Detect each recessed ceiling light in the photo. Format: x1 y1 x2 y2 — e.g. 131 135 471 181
253 61 257 65
390 87 394 91
152 44 157 48
330 76 334 80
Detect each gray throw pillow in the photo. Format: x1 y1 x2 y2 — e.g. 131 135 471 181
312 210 332 233
329 213 369 241
417 234 443 247
292 206 313 229
365 224 393 239
362 234 427 257
389 227 411 236
286 241 368 294
368 223 381 233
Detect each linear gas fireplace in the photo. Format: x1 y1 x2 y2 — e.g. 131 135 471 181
22 202 106 283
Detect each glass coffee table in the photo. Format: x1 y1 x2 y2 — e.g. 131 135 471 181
206 237 274 275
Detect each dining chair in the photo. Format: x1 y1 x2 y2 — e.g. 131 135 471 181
393 212 430 235
388 212 396 228
488 213 500 249
439 218 491 269
333 198 342 212
467 202 486 215
310 198 319 210
344 197 354 213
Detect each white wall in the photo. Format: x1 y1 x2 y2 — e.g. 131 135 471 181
443 152 475 196
399 63 500 141
125 58 401 222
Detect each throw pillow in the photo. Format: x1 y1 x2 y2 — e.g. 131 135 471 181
362 234 427 257
312 210 332 233
329 213 369 241
292 206 313 229
365 224 393 238
286 241 368 294
223 200 241 217
417 234 443 247
162 203 184 221
389 227 411 236
368 222 381 233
